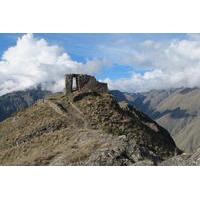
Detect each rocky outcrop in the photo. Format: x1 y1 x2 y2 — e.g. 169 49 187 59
0 87 180 165
160 148 200 166
3 81 200 165
111 88 200 153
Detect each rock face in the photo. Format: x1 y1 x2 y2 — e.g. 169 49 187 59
111 88 200 153
65 74 108 95
0 89 180 165
160 148 200 166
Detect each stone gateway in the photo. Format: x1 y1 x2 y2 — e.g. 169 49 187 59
65 74 108 95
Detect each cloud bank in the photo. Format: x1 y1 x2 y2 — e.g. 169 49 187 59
0 34 102 96
102 34 200 92
2 33 200 95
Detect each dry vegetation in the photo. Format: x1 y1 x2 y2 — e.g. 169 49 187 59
0 92 180 165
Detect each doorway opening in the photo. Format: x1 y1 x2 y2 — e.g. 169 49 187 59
72 76 78 91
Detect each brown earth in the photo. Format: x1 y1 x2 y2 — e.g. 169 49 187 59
0 92 180 165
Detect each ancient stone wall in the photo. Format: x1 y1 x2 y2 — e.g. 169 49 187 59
65 74 108 95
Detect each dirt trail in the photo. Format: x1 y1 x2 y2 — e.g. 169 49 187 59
44 100 66 116
68 101 88 129
44 99 88 129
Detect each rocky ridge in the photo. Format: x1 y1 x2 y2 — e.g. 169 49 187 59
111 88 200 153
0 91 180 165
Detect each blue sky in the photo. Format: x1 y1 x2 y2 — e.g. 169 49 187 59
1 33 200 94
0 33 187 81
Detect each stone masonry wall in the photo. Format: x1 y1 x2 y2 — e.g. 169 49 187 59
65 74 108 95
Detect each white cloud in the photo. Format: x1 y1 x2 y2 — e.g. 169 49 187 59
103 35 200 92
2 33 200 95
0 34 103 96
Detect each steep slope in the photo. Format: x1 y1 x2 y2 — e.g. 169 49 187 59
0 88 51 122
111 87 200 153
160 148 200 166
0 92 180 165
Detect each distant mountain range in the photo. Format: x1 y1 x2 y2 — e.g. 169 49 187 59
0 88 51 122
1 86 200 162
111 87 200 153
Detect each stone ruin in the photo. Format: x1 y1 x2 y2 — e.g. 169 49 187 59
64 74 108 95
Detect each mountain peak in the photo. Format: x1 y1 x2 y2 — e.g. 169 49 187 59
0 85 181 165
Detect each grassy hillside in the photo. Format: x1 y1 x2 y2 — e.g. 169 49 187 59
0 92 180 165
